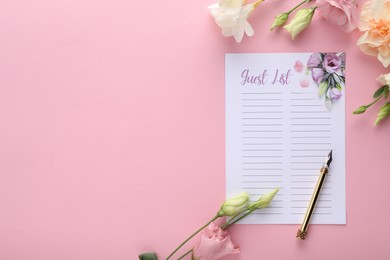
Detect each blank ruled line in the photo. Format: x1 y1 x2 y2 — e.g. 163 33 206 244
243 117 283 120
291 92 316 94
242 149 283 151
242 143 283 145
291 199 332 202
290 161 324 164
291 174 319 177
290 104 324 107
242 105 283 107
290 130 331 132
243 170 283 172
241 155 282 157
291 98 317 100
290 149 331 151
242 98 283 101
291 180 317 183
242 155 283 158
242 162 283 164
242 180 283 183
290 111 329 113
291 117 331 119
242 92 282 95
291 168 318 170
291 193 332 196
243 137 283 140
242 124 283 126
291 155 328 158
291 143 331 145
253 212 284 215
242 168 283 171
242 111 282 114
242 174 283 177
243 187 283 190
243 130 283 133
291 123 331 126
291 136 331 138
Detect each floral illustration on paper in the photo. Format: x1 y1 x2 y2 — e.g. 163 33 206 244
306 52 345 109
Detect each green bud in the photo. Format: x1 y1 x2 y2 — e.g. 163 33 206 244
217 192 250 217
353 105 367 114
247 188 279 210
270 13 289 30
375 102 390 125
138 252 158 260
318 81 329 98
284 7 316 39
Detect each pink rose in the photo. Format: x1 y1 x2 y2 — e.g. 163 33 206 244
192 222 240 260
316 0 359 32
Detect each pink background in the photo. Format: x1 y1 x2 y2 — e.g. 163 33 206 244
0 0 389 259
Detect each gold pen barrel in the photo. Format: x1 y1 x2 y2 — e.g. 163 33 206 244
296 166 329 240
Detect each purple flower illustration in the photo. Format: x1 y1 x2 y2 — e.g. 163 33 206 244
306 52 345 108
327 87 342 100
323 53 342 73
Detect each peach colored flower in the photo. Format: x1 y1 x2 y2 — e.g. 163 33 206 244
357 0 390 67
316 0 359 32
192 222 240 260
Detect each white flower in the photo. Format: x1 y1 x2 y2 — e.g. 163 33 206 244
377 72 390 85
209 0 262 43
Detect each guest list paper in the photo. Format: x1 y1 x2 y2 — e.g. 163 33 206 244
225 53 346 224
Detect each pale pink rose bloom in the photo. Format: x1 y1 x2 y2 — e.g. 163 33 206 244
357 0 390 67
316 0 359 32
294 60 304 72
192 222 240 260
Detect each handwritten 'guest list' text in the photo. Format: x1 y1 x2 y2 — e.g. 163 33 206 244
226 53 346 224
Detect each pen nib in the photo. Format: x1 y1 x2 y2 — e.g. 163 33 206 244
325 150 333 167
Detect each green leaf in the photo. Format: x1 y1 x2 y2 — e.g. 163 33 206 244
318 81 328 98
353 105 367 114
373 85 387 98
375 102 390 125
335 82 342 91
139 252 158 260
384 85 389 99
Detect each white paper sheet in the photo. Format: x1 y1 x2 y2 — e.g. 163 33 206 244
226 53 346 224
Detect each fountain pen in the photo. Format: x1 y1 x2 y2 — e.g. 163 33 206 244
296 150 333 240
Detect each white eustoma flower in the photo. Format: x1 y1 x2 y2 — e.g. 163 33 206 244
209 0 262 43
377 72 390 86
217 191 250 216
284 7 316 39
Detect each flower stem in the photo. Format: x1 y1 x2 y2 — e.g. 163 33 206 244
254 0 264 8
176 249 193 260
287 0 312 15
165 215 219 260
220 208 257 230
366 93 385 108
